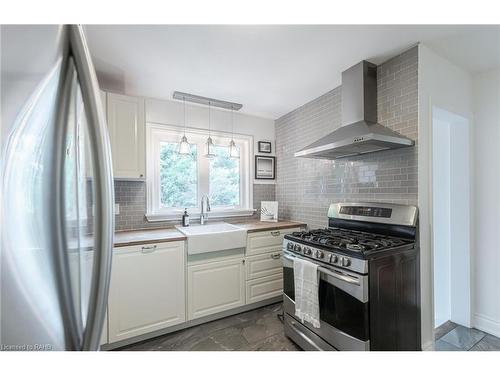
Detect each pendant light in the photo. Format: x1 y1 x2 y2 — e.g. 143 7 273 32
205 101 216 158
178 97 190 155
228 106 239 159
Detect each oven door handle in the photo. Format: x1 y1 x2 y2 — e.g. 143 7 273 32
284 253 360 286
317 266 360 286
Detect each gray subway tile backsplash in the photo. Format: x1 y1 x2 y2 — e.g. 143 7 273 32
275 47 418 229
114 181 276 231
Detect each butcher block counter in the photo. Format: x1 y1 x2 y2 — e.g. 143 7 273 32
113 220 306 247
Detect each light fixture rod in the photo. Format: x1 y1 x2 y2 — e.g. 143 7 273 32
173 91 242 111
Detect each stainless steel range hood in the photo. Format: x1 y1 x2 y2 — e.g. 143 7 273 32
294 61 414 159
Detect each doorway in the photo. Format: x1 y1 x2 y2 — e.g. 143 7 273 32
432 106 471 329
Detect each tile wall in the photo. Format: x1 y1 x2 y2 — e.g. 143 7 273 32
275 47 418 228
114 181 276 231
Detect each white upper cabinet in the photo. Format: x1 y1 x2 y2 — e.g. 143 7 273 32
106 92 145 179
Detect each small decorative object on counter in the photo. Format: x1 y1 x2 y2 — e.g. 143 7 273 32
182 208 190 227
261 201 278 222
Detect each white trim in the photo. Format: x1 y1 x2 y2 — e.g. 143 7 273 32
146 209 256 222
473 313 500 338
145 122 253 221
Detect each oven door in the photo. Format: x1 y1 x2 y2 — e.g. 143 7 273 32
283 250 370 350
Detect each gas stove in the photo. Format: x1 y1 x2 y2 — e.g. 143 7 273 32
283 202 418 275
282 202 420 351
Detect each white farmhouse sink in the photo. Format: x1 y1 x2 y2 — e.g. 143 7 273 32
176 222 247 255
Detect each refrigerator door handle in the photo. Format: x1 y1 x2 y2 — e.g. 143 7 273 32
68 25 115 351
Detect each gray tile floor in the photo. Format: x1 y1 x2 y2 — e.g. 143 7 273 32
117 303 300 351
434 321 500 351
117 305 500 351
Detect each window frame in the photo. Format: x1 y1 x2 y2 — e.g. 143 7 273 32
146 122 254 221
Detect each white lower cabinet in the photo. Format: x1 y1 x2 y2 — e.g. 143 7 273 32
187 257 245 320
108 241 186 343
246 273 284 304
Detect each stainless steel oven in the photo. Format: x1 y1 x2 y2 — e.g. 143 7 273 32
282 249 370 351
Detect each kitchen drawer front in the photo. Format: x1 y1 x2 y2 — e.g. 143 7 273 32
245 273 284 305
246 227 300 256
245 251 282 280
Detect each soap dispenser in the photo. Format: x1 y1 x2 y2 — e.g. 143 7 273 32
182 208 190 227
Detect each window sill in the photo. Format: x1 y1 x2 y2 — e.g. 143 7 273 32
145 209 257 222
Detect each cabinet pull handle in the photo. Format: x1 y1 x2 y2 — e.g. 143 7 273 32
270 230 281 236
242 259 246 264
141 245 157 253
271 253 281 260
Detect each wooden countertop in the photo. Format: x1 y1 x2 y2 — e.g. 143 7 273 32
114 228 186 248
113 220 306 247
231 220 306 233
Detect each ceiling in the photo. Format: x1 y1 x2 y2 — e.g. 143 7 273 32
84 25 500 119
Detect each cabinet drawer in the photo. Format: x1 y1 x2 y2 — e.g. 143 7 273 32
246 252 282 280
246 273 283 305
246 227 300 256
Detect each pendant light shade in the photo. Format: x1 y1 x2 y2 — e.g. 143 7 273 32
228 107 239 159
229 139 239 159
178 135 190 155
205 102 216 158
178 97 190 155
205 136 216 158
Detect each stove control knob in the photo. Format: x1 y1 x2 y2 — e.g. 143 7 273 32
294 244 302 252
303 247 312 255
315 250 324 259
341 257 351 267
287 242 294 251
329 254 339 264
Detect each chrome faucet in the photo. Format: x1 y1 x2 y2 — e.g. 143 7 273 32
200 195 211 225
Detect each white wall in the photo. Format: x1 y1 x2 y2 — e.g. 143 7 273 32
144 96 276 185
418 43 474 349
432 118 451 327
472 68 500 337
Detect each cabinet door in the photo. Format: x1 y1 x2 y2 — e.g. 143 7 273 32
187 258 245 320
246 228 299 256
106 93 145 179
108 241 186 343
246 273 283 305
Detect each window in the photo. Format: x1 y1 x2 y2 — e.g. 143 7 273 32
159 142 197 208
209 145 240 207
146 124 253 220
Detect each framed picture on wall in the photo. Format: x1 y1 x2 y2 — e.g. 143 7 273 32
258 141 272 153
255 155 276 180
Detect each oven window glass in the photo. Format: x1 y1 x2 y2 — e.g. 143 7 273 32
283 263 369 342
318 279 369 341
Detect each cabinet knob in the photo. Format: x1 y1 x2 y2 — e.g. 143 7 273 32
139 174 144 178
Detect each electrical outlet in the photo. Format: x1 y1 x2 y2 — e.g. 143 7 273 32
114 204 120 215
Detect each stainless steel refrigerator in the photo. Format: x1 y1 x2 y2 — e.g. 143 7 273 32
1 25 114 351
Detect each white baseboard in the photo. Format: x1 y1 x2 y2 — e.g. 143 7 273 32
473 313 500 338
